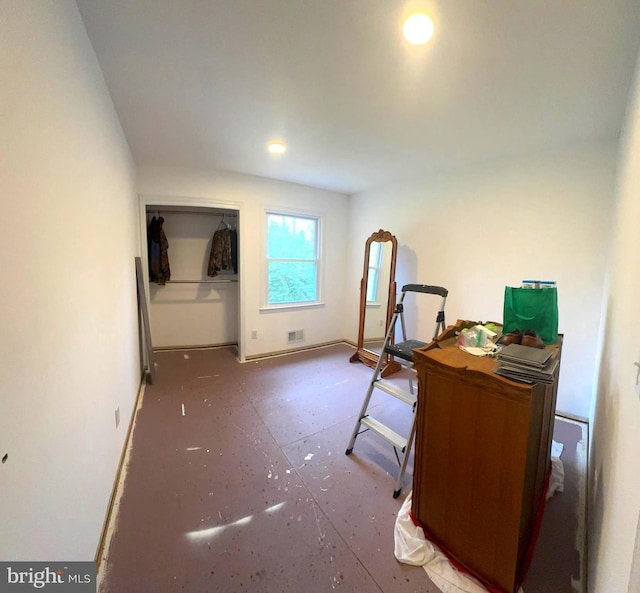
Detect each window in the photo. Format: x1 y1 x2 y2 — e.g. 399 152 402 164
266 211 320 305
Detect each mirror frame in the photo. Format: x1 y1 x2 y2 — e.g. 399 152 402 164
349 229 400 375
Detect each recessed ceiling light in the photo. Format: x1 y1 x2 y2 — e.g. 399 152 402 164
403 13 434 45
268 142 287 154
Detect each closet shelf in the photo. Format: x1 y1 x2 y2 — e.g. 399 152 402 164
148 209 237 218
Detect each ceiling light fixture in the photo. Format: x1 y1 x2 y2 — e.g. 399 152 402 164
268 142 287 154
403 13 434 45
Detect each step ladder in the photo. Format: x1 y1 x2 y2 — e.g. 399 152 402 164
346 284 448 498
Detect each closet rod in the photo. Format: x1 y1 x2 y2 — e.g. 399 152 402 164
165 279 237 284
147 209 238 218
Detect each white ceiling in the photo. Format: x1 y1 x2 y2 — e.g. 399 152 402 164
77 0 640 194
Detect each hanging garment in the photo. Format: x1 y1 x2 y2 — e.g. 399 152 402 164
157 217 170 284
149 216 171 285
230 228 238 274
207 227 232 277
148 216 160 282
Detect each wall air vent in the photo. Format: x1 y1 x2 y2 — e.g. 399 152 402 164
287 329 304 344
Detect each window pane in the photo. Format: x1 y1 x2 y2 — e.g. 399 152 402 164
267 214 316 259
268 261 317 303
369 242 382 266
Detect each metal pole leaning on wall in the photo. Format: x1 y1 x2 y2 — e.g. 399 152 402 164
135 257 156 384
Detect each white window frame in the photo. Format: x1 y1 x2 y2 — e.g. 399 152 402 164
262 209 323 310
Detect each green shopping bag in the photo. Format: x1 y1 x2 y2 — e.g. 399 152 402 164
502 286 558 344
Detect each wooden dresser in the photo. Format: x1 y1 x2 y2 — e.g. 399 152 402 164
411 320 562 593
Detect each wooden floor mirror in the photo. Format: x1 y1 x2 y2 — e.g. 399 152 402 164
349 229 400 375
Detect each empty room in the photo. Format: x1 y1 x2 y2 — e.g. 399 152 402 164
2 2 640 593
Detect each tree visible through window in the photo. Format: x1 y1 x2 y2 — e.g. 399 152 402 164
267 212 319 305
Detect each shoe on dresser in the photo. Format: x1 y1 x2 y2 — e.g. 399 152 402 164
521 329 545 349
499 329 522 346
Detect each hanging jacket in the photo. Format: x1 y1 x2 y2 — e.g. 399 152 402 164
208 227 232 277
148 216 160 282
230 228 238 274
149 216 171 285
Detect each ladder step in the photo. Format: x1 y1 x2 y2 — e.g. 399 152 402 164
384 339 427 362
361 416 407 450
374 380 417 406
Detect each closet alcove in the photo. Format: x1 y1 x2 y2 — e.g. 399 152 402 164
145 204 240 351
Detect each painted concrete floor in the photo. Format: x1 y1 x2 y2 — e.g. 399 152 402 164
98 343 586 593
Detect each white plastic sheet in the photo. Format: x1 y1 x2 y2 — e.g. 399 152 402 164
394 442 565 593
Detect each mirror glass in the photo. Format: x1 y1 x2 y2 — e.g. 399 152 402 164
349 230 398 371
362 240 392 355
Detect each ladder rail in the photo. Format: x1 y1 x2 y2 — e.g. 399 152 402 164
432 294 448 340
394 409 418 496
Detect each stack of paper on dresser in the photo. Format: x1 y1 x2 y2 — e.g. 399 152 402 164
495 343 559 384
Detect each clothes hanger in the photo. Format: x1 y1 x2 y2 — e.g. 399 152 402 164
217 213 232 230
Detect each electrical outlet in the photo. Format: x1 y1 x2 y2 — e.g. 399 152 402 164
115 407 120 428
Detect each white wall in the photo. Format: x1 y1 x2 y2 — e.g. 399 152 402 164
0 1 139 560
137 167 349 359
146 209 239 348
589 48 640 592
346 142 617 418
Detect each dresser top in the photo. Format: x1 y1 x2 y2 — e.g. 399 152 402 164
413 320 562 391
